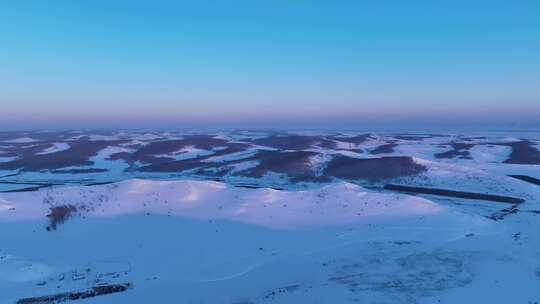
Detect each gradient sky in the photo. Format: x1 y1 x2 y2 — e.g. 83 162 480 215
1 0 539 129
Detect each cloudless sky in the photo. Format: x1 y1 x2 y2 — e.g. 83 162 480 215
1 0 539 129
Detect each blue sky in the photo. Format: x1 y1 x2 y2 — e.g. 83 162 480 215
1 0 539 129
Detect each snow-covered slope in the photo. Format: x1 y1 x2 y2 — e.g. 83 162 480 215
1 179 443 229
0 179 508 304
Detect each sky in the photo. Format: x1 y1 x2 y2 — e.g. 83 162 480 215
0 0 539 130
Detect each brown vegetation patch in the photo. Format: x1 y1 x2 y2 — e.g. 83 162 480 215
501 141 540 165
326 156 426 180
16 283 132 304
46 205 78 231
249 135 337 150
435 143 475 159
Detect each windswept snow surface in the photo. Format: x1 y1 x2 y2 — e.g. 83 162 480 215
154 146 215 160
1 137 38 144
0 156 18 163
35 143 70 155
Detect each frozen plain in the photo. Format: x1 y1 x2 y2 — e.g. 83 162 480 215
1 130 539 304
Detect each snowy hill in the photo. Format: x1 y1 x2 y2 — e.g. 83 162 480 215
1 179 444 229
